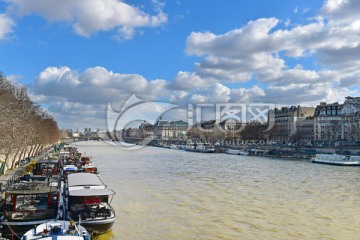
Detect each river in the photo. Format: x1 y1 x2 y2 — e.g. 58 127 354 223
74 141 360 240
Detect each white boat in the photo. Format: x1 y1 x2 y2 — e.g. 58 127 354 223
311 154 360 166
225 149 249 155
22 220 91 240
65 173 116 234
63 165 82 176
184 144 215 153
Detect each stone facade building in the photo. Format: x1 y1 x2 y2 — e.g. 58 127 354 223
154 120 189 140
314 97 360 146
295 117 314 145
313 102 342 145
268 106 315 144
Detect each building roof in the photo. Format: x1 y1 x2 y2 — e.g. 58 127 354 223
171 120 188 126
155 120 170 127
139 121 152 128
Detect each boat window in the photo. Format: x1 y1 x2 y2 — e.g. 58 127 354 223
14 194 40 210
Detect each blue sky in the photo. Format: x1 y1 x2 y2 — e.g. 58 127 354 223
1 0 360 130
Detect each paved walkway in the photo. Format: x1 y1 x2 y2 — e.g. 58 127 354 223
0 166 24 181
0 165 25 193
0 154 45 192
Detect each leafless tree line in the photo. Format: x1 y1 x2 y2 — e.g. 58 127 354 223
186 120 268 143
0 72 60 170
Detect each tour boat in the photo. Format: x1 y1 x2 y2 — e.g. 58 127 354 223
225 149 249 155
184 144 215 153
22 220 91 240
65 173 116 234
311 154 360 166
0 179 61 238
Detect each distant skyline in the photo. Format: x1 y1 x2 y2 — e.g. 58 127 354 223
1 0 360 130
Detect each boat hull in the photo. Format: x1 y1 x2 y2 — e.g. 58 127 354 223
311 160 360 166
312 154 360 166
226 150 249 155
80 215 116 234
184 148 215 153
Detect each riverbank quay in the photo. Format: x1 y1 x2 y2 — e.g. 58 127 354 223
0 166 25 193
147 139 360 160
0 153 46 196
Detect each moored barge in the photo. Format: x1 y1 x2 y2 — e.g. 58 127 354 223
65 173 115 234
0 179 61 239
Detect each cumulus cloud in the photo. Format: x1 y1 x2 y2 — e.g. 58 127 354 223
5 0 167 39
30 66 171 128
230 86 266 103
320 0 360 22
32 66 167 103
169 71 210 90
181 0 360 106
24 0 360 128
0 13 14 39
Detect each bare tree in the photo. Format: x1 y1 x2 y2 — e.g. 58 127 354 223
0 72 61 171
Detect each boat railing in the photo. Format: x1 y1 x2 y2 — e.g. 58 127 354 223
70 203 113 220
4 208 57 221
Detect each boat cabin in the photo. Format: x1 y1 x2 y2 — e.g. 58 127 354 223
66 173 115 221
83 164 98 174
3 181 59 221
80 157 91 166
33 159 60 176
63 165 83 176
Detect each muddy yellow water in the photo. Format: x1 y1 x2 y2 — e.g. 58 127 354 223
75 141 360 240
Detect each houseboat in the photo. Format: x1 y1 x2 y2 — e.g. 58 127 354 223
311 154 360 166
0 179 61 238
22 220 91 240
65 173 115 234
32 159 61 176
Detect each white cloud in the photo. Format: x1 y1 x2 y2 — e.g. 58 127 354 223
30 66 170 128
186 18 280 58
5 0 167 39
230 85 266 103
47 102 107 129
180 0 360 107
0 13 14 39
320 0 360 21
32 66 167 104
20 0 360 128
169 71 209 90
